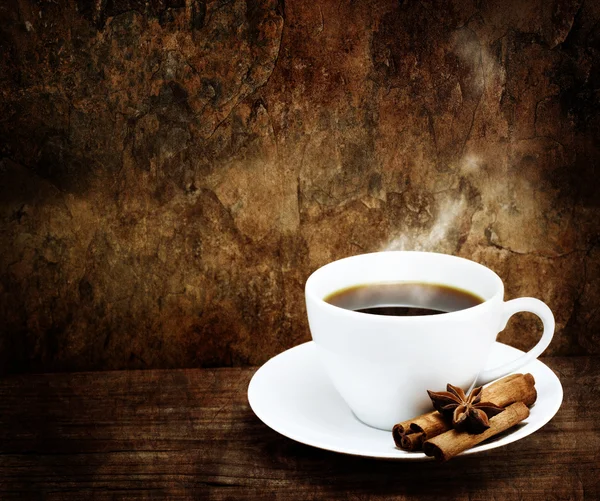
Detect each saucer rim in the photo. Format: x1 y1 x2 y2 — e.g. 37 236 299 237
247 341 563 460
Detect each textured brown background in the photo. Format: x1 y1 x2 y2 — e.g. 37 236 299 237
0 0 599 373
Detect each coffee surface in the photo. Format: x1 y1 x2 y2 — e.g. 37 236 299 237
324 282 484 316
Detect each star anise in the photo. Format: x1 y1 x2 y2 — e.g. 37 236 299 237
427 384 505 434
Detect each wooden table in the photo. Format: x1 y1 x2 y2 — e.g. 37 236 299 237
0 357 598 500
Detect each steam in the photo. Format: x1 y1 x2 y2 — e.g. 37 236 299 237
381 33 494 255
384 196 467 253
461 154 481 174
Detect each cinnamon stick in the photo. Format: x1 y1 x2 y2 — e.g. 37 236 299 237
422 401 530 461
399 431 425 452
482 373 536 407
407 411 448 437
392 417 416 437
394 373 535 447
392 422 409 447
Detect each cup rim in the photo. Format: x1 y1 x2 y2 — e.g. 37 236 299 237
305 250 504 322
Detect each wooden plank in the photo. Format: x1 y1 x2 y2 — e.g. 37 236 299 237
0 358 598 500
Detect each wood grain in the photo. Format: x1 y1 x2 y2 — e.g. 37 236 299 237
0 357 598 500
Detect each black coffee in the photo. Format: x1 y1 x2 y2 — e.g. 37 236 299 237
324 282 484 316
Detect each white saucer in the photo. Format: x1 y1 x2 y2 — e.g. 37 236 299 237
247 341 563 460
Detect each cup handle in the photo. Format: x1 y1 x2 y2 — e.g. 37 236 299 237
475 298 555 386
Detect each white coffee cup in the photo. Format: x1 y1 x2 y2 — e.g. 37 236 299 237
304 251 554 431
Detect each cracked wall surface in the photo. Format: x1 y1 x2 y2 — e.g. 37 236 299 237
0 0 599 372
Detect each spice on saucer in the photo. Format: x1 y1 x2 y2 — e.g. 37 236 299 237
399 431 425 451
392 373 536 458
427 384 504 433
422 401 530 461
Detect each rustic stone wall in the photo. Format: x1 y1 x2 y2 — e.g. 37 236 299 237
1 0 598 372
